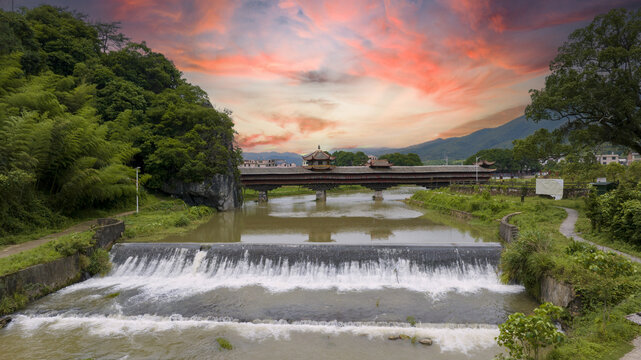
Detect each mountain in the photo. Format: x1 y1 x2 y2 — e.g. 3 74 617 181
335 116 565 160
242 151 304 166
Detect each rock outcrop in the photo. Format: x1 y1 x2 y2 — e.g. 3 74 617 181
161 174 242 211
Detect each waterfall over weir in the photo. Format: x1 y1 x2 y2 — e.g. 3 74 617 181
96 243 515 296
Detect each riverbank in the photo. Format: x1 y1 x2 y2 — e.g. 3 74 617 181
0 195 215 316
410 189 641 359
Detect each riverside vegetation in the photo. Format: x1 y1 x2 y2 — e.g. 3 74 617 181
0 5 241 240
410 189 641 359
0 193 214 315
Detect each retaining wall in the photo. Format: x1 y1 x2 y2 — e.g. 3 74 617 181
499 212 521 243
0 219 124 304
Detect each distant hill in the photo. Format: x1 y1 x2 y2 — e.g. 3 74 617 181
336 116 565 160
242 151 304 166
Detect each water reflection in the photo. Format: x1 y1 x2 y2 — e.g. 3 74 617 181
157 187 496 244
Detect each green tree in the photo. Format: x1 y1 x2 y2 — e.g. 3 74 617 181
526 8 641 153
464 148 525 172
379 153 422 166
495 302 565 360
332 151 368 166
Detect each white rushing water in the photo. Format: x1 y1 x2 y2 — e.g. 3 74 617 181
9 314 499 354
60 249 523 299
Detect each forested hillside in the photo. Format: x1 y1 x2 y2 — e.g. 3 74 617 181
0 6 240 236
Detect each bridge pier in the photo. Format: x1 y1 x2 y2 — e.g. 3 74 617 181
316 190 326 202
373 190 384 201
258 190 268 203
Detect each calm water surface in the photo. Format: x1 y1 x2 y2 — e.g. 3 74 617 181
0 187 536 359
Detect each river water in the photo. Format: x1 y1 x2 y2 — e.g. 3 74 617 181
0 187 536 359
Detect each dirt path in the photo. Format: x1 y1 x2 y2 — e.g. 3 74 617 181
558 207 641 263
558 207 641 359
0 210 135 259
621 337 641 360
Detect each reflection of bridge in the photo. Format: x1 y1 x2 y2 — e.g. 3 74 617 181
240 165 494 201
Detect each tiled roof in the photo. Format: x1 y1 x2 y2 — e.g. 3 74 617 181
240 165 496 175
302 149 335 161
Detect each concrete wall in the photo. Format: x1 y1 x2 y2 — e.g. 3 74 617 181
499 212 521 243
0 219 124 305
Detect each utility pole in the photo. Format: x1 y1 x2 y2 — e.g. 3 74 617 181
135 167 140 213
475 156 479 184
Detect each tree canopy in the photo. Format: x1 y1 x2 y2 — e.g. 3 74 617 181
526 8 641 153
0 6 240 236
331 151 369 166
378 153 422 166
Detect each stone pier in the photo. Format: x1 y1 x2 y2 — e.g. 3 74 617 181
316 190 326 202
373 190 384 201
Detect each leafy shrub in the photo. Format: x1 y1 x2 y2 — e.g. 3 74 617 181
174 215 190 227
496 302 565 360
188 205 214 219
52 231 95 256
87 249 111 276
500 230 553 297
586 186 641 246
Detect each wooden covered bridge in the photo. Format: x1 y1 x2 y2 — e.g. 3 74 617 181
240 165 494 202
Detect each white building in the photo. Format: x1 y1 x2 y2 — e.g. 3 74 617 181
240 159 296 168
596 153 620 165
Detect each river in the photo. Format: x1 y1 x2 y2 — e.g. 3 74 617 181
0 187 536 359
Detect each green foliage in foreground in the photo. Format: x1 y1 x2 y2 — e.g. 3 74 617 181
0 230 95 277
498 214 641 359
496 303 565 360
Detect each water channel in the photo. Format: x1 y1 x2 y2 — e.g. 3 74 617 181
0 187 536 359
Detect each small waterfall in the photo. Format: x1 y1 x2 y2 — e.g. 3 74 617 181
76 243 518 296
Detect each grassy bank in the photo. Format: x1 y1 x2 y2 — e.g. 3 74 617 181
0 201 137 248
411 189 641 359
0 231 95 277
117 196 215 242
242 185 368 201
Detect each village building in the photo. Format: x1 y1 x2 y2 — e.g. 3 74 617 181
596 153 620 165
240 159 296 168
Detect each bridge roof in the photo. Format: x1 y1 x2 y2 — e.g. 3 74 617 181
240 165 495 175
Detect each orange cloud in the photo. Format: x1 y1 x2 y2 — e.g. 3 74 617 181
237 132 294 148
269 114 338 134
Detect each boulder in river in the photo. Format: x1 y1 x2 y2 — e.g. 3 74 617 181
388 335 400 340
419 338 433 346
0 316 11 329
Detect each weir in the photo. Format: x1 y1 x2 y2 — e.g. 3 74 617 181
110 242 503 270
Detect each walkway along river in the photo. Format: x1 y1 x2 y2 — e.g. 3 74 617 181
0 187 536 359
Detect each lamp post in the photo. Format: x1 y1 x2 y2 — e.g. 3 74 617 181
475 156 480 184
135 167 140 213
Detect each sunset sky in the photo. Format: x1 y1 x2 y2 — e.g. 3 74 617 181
5 0 641 152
